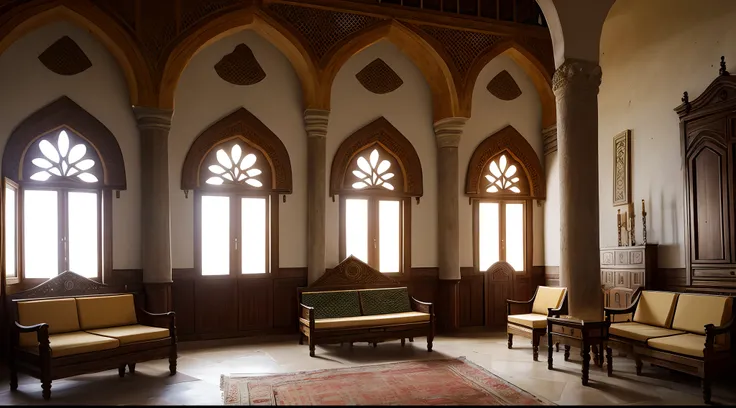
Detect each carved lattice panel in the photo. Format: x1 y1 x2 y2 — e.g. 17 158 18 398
90 0 137 31
267 3 383 63
418 24 502 80
38 36 92 76
215 44 266 86
487 70 521 101
515 36 554 75
355 58 403 94
179 0 242 33
138 0 178 65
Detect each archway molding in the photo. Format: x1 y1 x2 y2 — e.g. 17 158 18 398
463 40 556 128
320 20 459 122
159 7 319 111
0 1 155 106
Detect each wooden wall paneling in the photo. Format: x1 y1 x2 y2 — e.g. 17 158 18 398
485 264 512 327
408 267 438 304
195 278 238 334
273 276 306 329
436 279 460 332
544 265 559 287
238 277 273 331
172 279 196 335
459 269 484 327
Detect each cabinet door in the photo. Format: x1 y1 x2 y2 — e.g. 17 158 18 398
688 140 731 263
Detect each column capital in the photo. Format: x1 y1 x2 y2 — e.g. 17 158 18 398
133 106 173 131
552 58 602 95
304 109 330 139
434 117 467 148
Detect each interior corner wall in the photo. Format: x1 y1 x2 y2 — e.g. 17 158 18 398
459 54 544 269
599 0 736 268
325 40 437 269
168 30 307 269
543 151 560 267
0 21 142 270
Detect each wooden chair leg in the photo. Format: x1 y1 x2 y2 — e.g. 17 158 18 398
298 334 304 345
564 345 570 361
41 379 51 400
702 377 712 404
128 363 136 374
427 335 434 352
606 347 613 377
532 333 540 361
9 367 18 391
401 338 406 346
634 355 642 376
507 333 513 349
409 337 414 343
372 342 377 348
309 338 316 357
169 344 178 376
556 342 559 352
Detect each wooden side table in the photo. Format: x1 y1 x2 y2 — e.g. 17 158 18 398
546 315 611 386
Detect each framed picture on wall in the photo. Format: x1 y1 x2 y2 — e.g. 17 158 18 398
612 130 631 206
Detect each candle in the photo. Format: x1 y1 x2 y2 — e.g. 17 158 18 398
628 202 634 217
642 199 645 214
617 209 621 225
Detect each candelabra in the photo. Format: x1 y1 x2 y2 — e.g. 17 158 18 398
642 199 647 245
629 215 636 246
617 209 622 247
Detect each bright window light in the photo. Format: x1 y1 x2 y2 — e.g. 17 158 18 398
24 190 59 278
241 197 267 274
201 195 230 275
345 199 368 263
478 202 500 272
505 203 524 272
5 186 16 277
379 200 400 273
68 192 98 277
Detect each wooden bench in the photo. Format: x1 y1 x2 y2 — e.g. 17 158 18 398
298 257 435 357
605 290 735 404
7 271 177 400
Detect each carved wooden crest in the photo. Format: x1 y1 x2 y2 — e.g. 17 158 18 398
9 271 127 301
488 261 513 282
309 256 399 289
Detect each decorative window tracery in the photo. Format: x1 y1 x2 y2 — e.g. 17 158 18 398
485 154 520 194
352 149 395 191
30 130 98 183
206 144 263 187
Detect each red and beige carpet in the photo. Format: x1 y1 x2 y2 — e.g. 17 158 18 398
220 357 549 405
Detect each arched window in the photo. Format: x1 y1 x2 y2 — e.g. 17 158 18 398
465 126 544 274
330 117 423 274
181 108 292 276
2 97 127 283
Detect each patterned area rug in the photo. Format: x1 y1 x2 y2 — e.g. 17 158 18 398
220 357 549 405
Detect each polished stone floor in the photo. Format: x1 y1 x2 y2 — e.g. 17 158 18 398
1 331 734 405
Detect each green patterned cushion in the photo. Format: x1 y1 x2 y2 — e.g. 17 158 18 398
301 291 361 319
359 287 412 315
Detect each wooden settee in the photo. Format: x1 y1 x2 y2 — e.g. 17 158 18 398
298 257 435 357
605 290 735 404
506 283 568 361
7 271 177 400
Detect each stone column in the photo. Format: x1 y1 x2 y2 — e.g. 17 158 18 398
134 106 174 312
553 59 603 321
304 109 329 284
434 117 466 331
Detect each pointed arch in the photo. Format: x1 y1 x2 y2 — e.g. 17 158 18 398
330 117 423 199
320 20 459 122
159 7 319 111
181 108 293 194
466 125 544 200
464 40 556 128
2 96 127 189
0 1 154 106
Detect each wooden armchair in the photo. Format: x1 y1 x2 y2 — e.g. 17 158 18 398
506 285 568 361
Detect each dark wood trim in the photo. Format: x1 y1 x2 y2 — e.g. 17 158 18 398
180 108 293 193
2 96 126 190
329 117 423 199
465 125 545 200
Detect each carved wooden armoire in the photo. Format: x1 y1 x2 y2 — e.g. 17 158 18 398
676 59 736 293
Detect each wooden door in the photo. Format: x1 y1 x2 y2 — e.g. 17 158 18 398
687 140 731 264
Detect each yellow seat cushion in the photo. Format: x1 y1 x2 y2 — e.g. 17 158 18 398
76 294 138 330
17 298 80 347
300 311 429 330
507 313 548 329
24 331 119 358
609 322 685 342
86 324 170 345
633 291 679 328
647 333 728 358
531 287 566 315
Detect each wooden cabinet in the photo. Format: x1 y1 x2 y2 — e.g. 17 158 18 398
600 245 657 309
677 66 736 291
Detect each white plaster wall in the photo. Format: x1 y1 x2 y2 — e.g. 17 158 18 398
599 0 736 268
326 40 437 268
169 30 307 269
0 21 141 270
460 54 544 268
544 152 560 266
